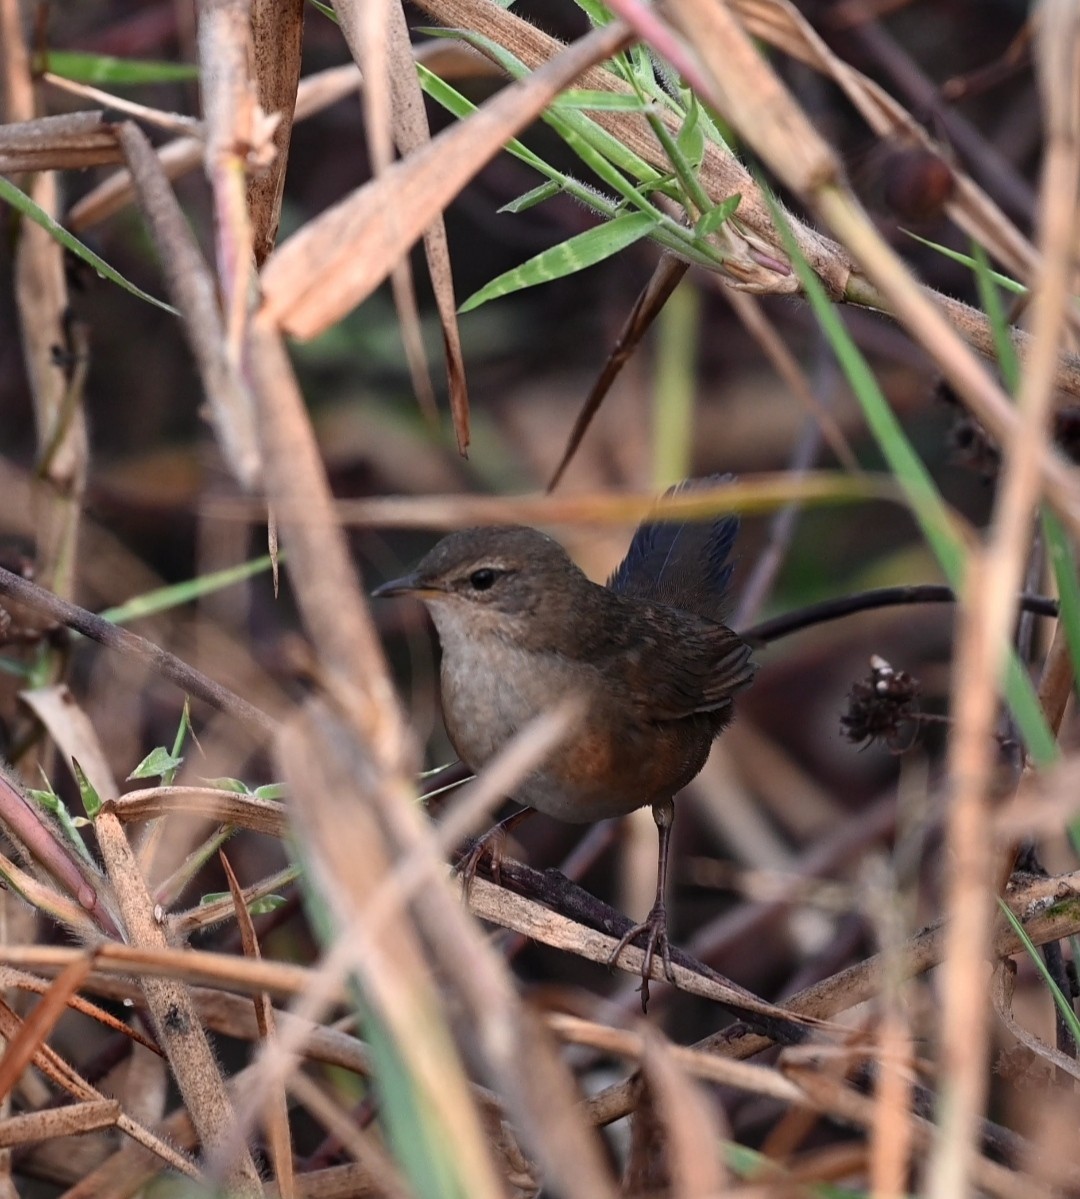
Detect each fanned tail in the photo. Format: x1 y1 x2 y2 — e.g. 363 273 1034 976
607 475 739 623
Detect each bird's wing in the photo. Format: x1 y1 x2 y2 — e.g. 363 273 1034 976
594 610 757 722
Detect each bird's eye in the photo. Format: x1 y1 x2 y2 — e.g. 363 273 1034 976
468 568 499 591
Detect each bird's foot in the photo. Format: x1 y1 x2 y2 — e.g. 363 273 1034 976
607 899 675 1013
453 825 509 896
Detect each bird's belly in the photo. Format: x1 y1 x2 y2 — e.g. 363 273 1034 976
441 644 710 822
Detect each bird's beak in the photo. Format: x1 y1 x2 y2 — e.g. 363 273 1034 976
371 573 439 599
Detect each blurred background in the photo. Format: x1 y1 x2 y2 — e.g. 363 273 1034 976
2 0 1066 1182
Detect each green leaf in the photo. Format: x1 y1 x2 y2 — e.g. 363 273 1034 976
28 778 97 868
200 890 286 914
203 776 253 794
128 746 184 782
696 193 742 237
498 181 562 215
166 699 193 787
554 89 649 112
0 176 178 316
41 51 198 85
459 211 656 313
71 758 102 819
676 94 704 171
253 783 287 801
569 0 616 25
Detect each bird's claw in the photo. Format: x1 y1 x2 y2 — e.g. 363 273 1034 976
453 826 508 896
607 900 675 1012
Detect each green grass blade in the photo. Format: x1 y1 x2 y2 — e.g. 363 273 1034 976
459 211 656 312
427 27 665 187
554 89 650 112
653 280 699 485
903 231 1027 295
970 241 1019 391
416 63 721 270
0 176 178 316
98 554 276 625
41 51 198 84
998 897 1080 1046
767 188 1057 764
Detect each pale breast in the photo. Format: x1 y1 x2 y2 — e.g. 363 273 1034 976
438 632 712 822
439 635 594 769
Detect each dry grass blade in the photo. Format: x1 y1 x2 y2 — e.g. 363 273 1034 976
0 957 93 1104
549 254 689 491
65 43 499 234
659 0 1080 537
1 0 87 600
0 1101 120 1149
411 0 846 291
112 786 286 837
246 317 410 768
173 863 298 935
19 683 118 800
278 691 622 1199
720 285 862 473
249 0 304 265
931 5 1080 1194
733 0 1042 291
550 1013 803 1105
381 0 472 453
285 1071 410 1199
0 943 321 999
779 1050 1043 1199
0 995 96 1101
221 851 295 1199
0 563 275 735
2 866 1077 1011
585 867 1080 1124
115 119 262 490
0 967 160 1053
0 995 200 1181
275 704 507 1199
990 959 1080 1085
93 808 262 1194
211 471 895 528
195 0 266 360
640 1028 730 1195
82 972 370 1075
259 19 634 338
41 76 200 136
335 0 442 432
0 111 122 171
467 874 823 1025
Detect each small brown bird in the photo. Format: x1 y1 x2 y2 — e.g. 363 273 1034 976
373 480 756 1006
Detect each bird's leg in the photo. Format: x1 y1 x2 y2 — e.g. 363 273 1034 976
608 798 676 1012
454 807 535 893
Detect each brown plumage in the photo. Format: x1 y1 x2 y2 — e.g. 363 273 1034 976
373 485 756 1007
